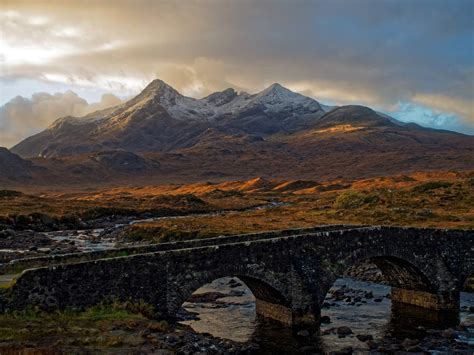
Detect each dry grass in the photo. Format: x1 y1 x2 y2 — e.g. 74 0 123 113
0 186 267 226
1 170 472 235
123 171 473 242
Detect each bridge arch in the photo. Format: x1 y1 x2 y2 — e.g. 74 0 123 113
169 270 294 325
346 256 436 292
317 250 459 316
317 251 441 306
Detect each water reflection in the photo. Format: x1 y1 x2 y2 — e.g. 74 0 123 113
180 277 257 342
179 277 474 353
252 320 323 354
389 301 459 338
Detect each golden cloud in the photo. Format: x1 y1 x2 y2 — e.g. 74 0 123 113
412 94 473 124
0 92 122 147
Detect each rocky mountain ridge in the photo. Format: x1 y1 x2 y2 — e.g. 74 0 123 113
10 80 327 158
3 79 473 186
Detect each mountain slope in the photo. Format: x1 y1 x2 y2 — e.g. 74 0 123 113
11 80 325 158
0 147 37 182
7 79 474 186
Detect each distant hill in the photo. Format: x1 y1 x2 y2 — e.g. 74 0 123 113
6 79 474 186
0 147 36 183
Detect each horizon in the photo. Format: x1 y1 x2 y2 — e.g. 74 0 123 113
0 78 474 149
1 0 473 147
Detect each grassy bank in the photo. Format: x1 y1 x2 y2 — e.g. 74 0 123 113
0 300 168 348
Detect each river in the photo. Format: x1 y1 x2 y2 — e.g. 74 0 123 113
180 277 474 353
47 202 287 251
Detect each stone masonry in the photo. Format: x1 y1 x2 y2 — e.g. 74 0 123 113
1 226 472 326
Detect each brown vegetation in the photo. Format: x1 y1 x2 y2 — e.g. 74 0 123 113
1 170 472 234
120 171 474 243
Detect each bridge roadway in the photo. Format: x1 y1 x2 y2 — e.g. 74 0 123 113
1 225 472 326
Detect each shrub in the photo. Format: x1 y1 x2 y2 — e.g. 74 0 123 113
147 320 170 332
15 214 31 226
334 191 376 209
465 276 474 292
413 181 452 193
0 190 22 198
82 299 155 320
152 194 206 207
0 215 14 226
119 299 156 319
81 207 134 220
126 226 218 243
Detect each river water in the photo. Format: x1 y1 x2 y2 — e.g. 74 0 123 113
41 202 287 253
180 277 474 353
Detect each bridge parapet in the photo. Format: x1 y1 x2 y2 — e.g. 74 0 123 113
0 226 472 326
0 224 361 275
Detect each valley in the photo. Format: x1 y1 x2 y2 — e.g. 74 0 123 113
2 170 472 236
1 80 473 354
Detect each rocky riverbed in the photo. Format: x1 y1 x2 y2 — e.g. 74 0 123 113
0 227 122 263
180 277 474 354
0 202 286 263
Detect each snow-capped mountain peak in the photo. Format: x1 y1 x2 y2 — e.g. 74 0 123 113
202 88 238 107
258 82 290 95
127 80 325 121
249 83 323 116
45 79 326 130
11 77 470 162
142 79 180 97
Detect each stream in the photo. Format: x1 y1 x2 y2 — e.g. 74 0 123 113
180 277 474 353
0 201 286 258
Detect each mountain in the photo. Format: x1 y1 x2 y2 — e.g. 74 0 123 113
11 80 325 158
0 147 37 182
7 79 474 185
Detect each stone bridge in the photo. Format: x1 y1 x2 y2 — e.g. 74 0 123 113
1 225 473 326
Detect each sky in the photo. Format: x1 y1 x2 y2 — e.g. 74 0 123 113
1 0 473 147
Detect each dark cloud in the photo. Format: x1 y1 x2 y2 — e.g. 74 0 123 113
1 0 473 134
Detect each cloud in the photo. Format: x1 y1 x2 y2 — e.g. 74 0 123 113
412 93 473 126
1 0 473 133
0 91 122 147
390 102 474 135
